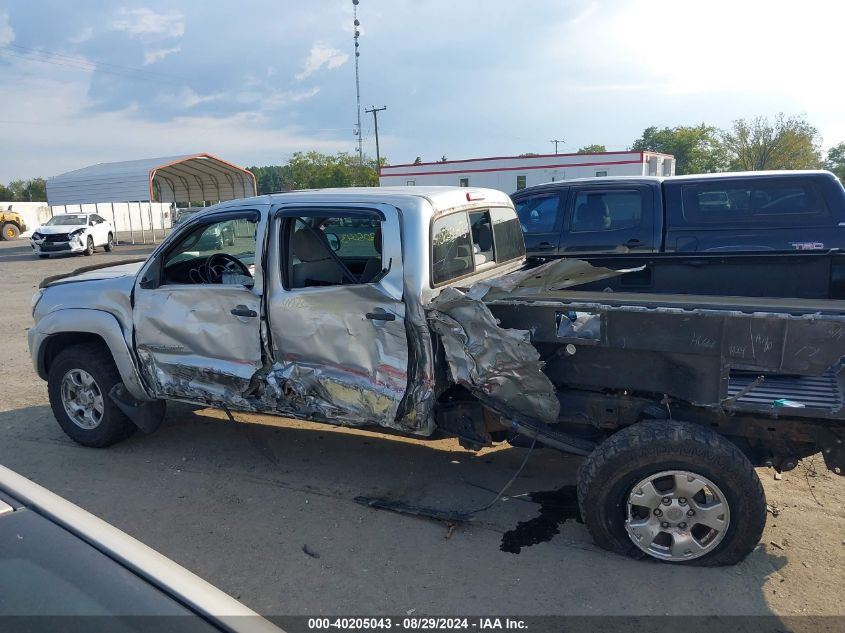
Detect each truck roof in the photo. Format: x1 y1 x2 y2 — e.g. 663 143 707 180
211 186 513 217
522 170 837 190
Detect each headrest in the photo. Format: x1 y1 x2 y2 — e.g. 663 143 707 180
476 223 493 251
292 229 333 263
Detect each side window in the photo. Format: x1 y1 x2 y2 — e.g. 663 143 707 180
571 190 643 232
162 216 257 286
91 214 106 224
681 180 829 225
515 194 561 233
286 213 383 289
432 213 473 285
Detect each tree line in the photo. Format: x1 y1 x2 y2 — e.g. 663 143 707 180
579 113 844 179
0 177 47 202
4 114 844 200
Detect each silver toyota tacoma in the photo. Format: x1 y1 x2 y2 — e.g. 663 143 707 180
28 186 845 566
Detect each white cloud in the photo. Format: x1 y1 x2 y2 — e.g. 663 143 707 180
235 86 320 109
110 8 185 38
143 45 181 65
295 43 348 80
0 11 15 46
68 26 93 44
0 67 345 182
156 87 221 108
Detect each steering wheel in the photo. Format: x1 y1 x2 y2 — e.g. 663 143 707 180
205 252 251 283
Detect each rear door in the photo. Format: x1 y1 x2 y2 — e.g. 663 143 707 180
513 189 566 256
559 184 656 254
264 202 411 430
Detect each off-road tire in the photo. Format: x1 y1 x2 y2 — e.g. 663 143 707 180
84 235 95 256
577 420 766 566
48 343 137 447
2 222 20 240
104 232 114 252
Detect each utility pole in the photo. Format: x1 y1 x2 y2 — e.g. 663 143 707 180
352 0 363 165
365 105 387 169
550 139 564 154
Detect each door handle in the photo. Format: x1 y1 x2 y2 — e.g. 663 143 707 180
231 305 258 318
535 241 555 250
366 311 396 321
625 238 642 246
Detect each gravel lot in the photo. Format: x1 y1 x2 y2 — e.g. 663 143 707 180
0 237 842 618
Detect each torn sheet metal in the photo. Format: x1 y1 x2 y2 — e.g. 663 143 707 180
468 258 644 299
263 283 414 431
425 286 560 425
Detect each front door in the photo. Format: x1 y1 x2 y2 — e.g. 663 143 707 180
264 203 412 430
132 209 265 403
513 190 566 257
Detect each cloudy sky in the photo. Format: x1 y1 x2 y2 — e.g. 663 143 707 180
0 0 843 182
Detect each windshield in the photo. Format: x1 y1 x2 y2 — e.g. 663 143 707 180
45 215 87 226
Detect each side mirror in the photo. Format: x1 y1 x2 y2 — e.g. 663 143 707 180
325 232 341 252
139 255 161 289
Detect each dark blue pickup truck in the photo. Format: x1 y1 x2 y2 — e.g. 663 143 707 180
512 170 845 257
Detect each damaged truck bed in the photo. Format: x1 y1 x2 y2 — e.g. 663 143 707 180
28 186 845 566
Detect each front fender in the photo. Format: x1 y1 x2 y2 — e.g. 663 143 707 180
29 308 152 401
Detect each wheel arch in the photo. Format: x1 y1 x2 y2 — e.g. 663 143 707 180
33 309 152 402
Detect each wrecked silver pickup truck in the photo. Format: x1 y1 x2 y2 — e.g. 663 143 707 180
29 186 845 566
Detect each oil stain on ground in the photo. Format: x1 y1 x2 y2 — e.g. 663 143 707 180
500 485 582 554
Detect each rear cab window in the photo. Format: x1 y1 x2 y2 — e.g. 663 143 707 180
431 206 525 286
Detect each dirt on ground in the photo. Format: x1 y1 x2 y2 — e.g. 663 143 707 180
0 237 843 619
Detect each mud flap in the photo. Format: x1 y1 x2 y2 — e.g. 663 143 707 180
109 383 167 434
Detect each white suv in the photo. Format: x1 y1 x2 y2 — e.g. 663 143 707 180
30 213 115 258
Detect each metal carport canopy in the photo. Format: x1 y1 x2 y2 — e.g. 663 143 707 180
46 153 257 205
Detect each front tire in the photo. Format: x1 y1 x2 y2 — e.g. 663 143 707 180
84 235 95 256
48 343 137 447
577 420 766 566
2 222 20 240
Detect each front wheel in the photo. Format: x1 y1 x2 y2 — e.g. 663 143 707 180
2 222 20 240
577 420 766 566
48 343 138 447
83 235 95 256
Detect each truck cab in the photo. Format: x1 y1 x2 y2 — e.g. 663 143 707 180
512 170 845 257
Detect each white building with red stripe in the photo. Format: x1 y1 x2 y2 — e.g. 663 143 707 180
378 151 675 193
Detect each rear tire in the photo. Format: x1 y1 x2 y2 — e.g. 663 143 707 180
577 420 766 566
48 343 137 447
1 223 20 240
84 235 95 256
104 232 114 252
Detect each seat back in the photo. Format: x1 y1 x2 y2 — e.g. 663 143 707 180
291 229 343 287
